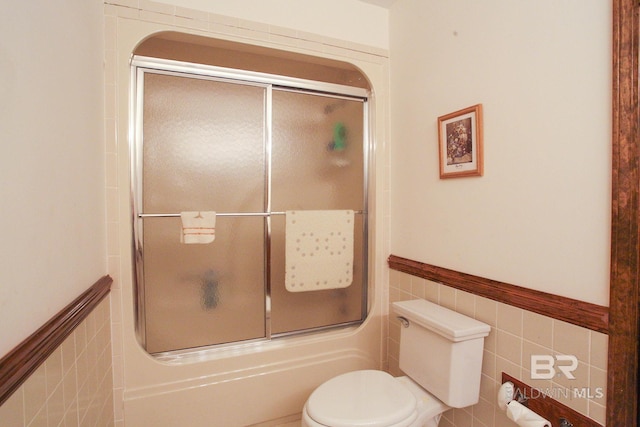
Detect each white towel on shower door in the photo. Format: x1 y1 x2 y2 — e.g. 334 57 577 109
180 211 216 244
285 210 354 292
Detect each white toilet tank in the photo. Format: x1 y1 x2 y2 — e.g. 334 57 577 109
392 299 490 408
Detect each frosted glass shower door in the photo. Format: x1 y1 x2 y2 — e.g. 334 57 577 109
139 72 267 354
270 90 366 334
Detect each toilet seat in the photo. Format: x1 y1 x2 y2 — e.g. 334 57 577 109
305 370 418 427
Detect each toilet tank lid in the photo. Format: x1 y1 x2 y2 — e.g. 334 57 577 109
393 299 490 342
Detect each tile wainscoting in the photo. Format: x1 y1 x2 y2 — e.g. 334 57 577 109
0 296 113 427
387 268 607 427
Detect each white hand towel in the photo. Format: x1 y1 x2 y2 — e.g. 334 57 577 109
285 210 354 292
180 211 216 244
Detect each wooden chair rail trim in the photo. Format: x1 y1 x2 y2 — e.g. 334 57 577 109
0 275 112 407
388 255 608 334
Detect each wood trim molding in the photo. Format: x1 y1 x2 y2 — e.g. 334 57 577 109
607 0 640 425
0 275 112 407
388 255 609 334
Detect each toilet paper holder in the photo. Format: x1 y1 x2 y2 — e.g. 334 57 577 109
559 418 574 427
500 373 601 427
498 382 551 427
498 381 575 427
497 381 528 410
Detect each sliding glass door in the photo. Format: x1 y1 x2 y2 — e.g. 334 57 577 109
132 59 368 355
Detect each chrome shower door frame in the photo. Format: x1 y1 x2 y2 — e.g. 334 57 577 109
130 56 370 357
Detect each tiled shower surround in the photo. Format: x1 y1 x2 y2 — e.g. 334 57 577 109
103 1 387 426
387 269 608 426
0 298 114 427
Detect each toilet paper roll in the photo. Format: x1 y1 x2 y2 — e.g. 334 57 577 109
506 401 551 427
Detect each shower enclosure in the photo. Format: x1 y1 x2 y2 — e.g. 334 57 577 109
131 56 369 355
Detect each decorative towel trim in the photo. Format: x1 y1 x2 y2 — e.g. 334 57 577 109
180 211 216 244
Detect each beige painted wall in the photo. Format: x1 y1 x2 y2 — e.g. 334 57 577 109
0 0 107 357
152 0 390 49
389 0 611 306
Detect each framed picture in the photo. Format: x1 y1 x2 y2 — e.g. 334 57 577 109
437 104 483 178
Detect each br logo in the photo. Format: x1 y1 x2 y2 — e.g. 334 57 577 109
530 355 578 380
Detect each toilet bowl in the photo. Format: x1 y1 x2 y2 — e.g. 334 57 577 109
301 370 448 427
301 299 491 427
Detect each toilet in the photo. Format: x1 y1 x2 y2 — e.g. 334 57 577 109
301 299 491 427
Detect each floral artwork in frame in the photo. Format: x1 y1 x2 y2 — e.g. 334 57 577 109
437 104 483 178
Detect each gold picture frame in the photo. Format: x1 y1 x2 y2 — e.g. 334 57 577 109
437 104 483 178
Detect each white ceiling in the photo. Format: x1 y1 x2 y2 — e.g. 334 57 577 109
358 0 396 9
